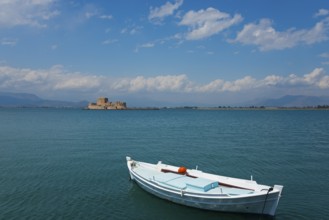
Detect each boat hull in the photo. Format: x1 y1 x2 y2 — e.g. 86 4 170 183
126 157 282 216
129 167 280 216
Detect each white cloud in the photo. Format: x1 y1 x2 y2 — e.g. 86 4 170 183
303 68 329 88
315 9 329 17
196 79 224 92
53 75 100 90
319 52 329 58
0 0 59 28
179 7 243 40
303 68 323 84
233 18 329 51
149 0 183 22
111 68 329 93
102 39 118 45
109 68 329 93
319 52 329 65
262 75 284 86
0 65 101 93
99 14 113 20
1 65 328 101
121 25 143 35
318 75 329 88
260 68 329 89
113 75 191 92
141 43 155 48
195 76 257 92
64 3 110 28
78 3 105 20
134 42 155 52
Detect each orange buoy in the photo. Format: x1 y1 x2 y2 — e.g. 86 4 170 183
178 166 187 174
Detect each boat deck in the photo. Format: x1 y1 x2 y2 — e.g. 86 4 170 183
133 164 254 196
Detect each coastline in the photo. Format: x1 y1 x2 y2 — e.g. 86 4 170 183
1 106 329 110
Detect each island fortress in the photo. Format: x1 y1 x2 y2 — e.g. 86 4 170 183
87 97 127 110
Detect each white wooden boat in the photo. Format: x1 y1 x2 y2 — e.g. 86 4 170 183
126 157 283 216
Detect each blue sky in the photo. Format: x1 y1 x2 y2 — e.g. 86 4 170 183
1 0 329 106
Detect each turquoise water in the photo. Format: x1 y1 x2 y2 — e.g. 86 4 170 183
0 108 328 219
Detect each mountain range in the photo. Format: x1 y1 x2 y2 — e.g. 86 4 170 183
252 95 329 107
1 92 329 108
0 92 88 108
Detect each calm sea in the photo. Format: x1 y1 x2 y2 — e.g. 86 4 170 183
0 108 328 220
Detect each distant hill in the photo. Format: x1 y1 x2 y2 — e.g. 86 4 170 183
254 95 329 107
0 92 88 108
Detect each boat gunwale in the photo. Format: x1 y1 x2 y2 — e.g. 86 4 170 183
134 161 272 191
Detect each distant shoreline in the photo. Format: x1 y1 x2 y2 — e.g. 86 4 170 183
168 106 329 111
84 107 160 110
1 106 329 110
172 106 329 110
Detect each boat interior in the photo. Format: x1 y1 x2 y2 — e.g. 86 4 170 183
132 163 255 196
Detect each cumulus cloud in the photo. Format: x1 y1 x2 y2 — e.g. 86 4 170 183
0 65 102 94
315 9 329 17
1 65 328 100
262 75 284 86
110 68 329 93
233 18 329 51
303 68 329 88
149 0 183 23
193 77 256 93
0 0 60 28
112 75 191 92
178 7 242 40
318 75 329 89
261 68 329 89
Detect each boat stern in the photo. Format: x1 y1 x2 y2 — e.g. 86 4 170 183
274 185 284 196
264 185 284 216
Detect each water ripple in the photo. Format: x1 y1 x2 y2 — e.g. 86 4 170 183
0 109 328 219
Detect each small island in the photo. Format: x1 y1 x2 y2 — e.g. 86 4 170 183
87 97 127 110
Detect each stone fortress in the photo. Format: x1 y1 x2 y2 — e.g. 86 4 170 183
87 97 127 110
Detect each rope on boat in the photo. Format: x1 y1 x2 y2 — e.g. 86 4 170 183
261 187 273 216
